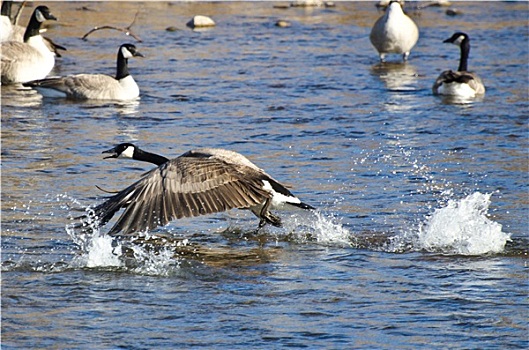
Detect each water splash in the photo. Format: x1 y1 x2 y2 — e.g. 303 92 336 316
66 215 182 275
280 210 353 247
416 192 511 255
389 192 511 255
78 235 123 269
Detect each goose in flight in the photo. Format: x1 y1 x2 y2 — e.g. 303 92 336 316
84 143 314 235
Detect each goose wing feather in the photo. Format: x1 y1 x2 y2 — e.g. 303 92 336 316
93 156 271 235
29 74 123 99
1 41 43 68
433 70 485 95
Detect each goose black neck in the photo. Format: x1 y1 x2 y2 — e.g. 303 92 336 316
134 148 169 166
23 11 44 42
1 1 12 17
458 39 470 72
116 52 130 80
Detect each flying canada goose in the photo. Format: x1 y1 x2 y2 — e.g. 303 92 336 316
83 143 315 235
0 5 57 84
24 44 143 100
370 0 419 62
432 32 485 97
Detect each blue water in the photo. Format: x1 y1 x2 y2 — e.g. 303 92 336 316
2 2 527 349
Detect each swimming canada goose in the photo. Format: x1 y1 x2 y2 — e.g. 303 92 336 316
24 44 143 100
0 1 66 56
0 5 57 84
83 143 315 235
370 0 419 62
432 32 485 97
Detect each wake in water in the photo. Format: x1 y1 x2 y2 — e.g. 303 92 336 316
65 190 512 275
2 187 515 276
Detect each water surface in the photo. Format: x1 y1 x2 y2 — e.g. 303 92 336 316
2 2 527 349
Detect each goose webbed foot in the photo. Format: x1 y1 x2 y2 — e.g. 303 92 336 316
258 198 282 229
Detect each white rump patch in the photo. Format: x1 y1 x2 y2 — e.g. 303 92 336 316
439 82 476 98
262 180 301 209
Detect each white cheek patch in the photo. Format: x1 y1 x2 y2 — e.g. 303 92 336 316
36 9 46 23
454 35 465 45
121 47 133 59
119 146 135 159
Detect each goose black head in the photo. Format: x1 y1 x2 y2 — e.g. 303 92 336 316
103 143 137 159
35 6 57 22
120 44 145 59
443 32 468 46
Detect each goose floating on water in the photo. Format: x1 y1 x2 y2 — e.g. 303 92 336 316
370 0 419 62
0 1 66 56
24 44 143 100
83 143 314 235
432 32 485 98
1 5 57 84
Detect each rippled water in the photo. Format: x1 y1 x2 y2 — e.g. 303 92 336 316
2 2 528 349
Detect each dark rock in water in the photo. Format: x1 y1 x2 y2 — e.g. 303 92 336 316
446 8 461 16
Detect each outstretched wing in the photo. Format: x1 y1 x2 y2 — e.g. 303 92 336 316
91 156 271 235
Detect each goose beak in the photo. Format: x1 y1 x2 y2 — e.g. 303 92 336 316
134 51 145 58
102 146 119 159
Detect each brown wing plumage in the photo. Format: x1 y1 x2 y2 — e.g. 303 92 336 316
433 70 485 95
91 156 271 235
28 74 124 99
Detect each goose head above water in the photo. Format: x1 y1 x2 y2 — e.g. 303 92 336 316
369 0 419 62
81 143 315 236
115 44 144 80
432 32 485 97
103 143 169 166
23 5 57 42
23 43 144 100
443 32 471 71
